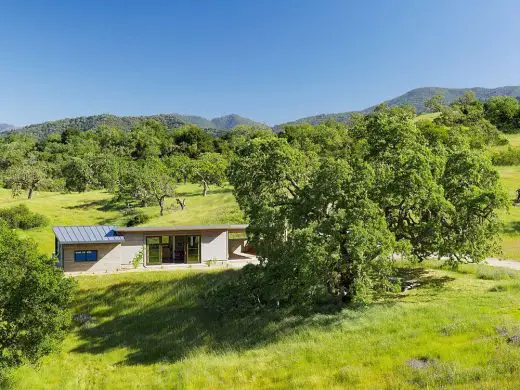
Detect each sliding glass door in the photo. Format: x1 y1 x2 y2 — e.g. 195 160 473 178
146 237 162 265
146 235 201 264
186 235 200 263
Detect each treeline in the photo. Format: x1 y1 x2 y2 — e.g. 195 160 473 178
0 121 274 221
0 91 517 217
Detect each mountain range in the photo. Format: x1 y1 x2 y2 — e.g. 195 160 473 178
0 123 16 133
290 86 520 126
8 113 266 138
4 86 520 137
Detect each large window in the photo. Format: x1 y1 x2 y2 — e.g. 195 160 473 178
74 250 98 262
146 237 162 265
187 235 200 264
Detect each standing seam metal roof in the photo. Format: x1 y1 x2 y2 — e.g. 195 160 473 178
53 226 124 244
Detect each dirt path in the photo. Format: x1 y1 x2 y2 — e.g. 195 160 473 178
485 258 520 271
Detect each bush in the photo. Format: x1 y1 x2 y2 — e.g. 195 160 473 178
125 210 150 227
491 147 520 166
0 204 49 230
0 222 75 372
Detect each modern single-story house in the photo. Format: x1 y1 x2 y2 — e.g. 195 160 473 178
52 224 251 273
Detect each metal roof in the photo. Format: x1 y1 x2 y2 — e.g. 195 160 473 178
53 226 124 244
116 224 248 233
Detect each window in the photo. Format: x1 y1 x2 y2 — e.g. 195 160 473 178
74 250 98 262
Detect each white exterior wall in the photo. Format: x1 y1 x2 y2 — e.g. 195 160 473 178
119 232 145 267
201 230 228 261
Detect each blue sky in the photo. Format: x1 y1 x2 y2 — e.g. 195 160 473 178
1 0 520 126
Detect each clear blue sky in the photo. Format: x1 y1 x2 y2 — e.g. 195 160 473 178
1 0 520 126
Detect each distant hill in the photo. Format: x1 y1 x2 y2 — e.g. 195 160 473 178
286 86 520 126
7 85 520 137
0 123 16 132
9 113 265 138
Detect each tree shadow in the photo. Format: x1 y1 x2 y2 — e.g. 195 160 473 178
71 270 344 366
177 187 233 198
395 267 455 289
65 198 127 212
70 266 453 366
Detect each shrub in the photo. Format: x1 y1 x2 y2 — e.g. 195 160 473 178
491 147 520 166
132 248 144 268
125 210 150 227
0 204 49 230
0 222 75 372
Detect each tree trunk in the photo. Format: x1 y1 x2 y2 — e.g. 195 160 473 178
338 240 355 303
176 198 186 210
159 197 165 216
202 180 208 197
27 187 34 199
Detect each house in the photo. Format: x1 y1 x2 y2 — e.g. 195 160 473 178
52 224 251 273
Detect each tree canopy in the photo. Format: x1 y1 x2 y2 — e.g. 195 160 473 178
0 223 75 372
225 105 507 307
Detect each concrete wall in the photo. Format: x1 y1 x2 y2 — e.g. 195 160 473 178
119 232 145 267
201 230 228 261
62 243 123 272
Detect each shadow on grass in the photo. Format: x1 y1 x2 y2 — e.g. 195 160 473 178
71 266 454 366
65 198 126 212
71 270 343 366
395 267 455 290
176 187 233 198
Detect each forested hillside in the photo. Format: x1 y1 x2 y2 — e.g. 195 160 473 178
8 113 265 139
288 86 520 126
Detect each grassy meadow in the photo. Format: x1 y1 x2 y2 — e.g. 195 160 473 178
6 263 520 389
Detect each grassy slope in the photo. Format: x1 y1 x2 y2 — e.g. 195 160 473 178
0 184 243 255
8 264 520 389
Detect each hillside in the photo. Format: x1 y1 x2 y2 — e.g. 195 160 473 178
9 261 520 388
287 86 520 126
10 113 265 138
0 123 16 132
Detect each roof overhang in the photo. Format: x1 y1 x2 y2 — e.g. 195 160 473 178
115 224 248 234
53 225 125 245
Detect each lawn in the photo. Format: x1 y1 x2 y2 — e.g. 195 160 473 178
6 263 520 389
0 184 243 255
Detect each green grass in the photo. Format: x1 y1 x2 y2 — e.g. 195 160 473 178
6 264 520 389
496 166 520 260
0 184 243 255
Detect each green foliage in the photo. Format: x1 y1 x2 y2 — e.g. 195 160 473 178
225 105 507 307
3 158 49 199
172 125 215 157
131 248 144 268
484 96 520 133
0 222 75 372
285 86 520 126
191 152 228 196
491 147 520 165
0 204 49 230
125 209 151 227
